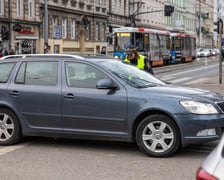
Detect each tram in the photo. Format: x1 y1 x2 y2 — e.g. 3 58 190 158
113 27 171 66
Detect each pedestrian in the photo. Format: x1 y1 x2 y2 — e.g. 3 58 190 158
0 46 2 57
2 47 8 56
124 45 154 75
9 47 15 55
222 47 224 61
100 47 106 55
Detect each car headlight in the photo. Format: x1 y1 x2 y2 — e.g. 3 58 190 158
180 100 218 114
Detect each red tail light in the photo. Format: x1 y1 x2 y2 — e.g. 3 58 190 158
196 167 218 180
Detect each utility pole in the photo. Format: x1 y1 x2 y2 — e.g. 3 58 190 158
8 0 12 50
198 0 201 47
218 19 223 84
216 0 223 84
129 3 174 27
44 0 48 53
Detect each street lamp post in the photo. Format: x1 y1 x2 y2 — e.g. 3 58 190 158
198 0 201 47
44 0 48 53
8 0 12 50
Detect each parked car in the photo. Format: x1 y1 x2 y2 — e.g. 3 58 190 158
197 48 211 57
0 54 224 157
213 48 220 55
208 49 217 56
196 134 224 180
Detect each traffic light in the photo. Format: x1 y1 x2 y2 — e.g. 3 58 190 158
214 19 223 34
164 5 174 16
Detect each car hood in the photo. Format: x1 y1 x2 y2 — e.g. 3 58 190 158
142 85 224 101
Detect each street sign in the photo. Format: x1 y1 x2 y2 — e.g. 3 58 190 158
54 26 61 39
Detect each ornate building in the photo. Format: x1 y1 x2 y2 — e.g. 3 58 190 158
196 0 214 47
0 0 41 54
0 0 218 54
41 0 108 54
0 0 109 54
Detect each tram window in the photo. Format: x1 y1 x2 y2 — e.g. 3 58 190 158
135 33 144 50
115 33 131 50
166 36 170 49
175 38 181 50
144 34 150 50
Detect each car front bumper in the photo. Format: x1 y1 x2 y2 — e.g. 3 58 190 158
174 114 224 147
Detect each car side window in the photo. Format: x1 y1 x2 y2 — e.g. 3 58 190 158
65 62 108 88
0 62 16 83
15 61 58 86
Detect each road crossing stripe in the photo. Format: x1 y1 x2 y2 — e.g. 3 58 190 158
184 78 211 85
0 143 29 156
166 77 192 83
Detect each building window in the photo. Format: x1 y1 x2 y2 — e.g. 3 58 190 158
53 16 59 26
62 18 67 39
95 23 99 41
101 0 105 7
28 0 34 18
101 23 106 41
0 0 4 15
86 24 90 40
71 20 76 39
96 0 100 6
17 0 23 17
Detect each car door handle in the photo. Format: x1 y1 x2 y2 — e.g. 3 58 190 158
9 90 19 96
64 93 75 99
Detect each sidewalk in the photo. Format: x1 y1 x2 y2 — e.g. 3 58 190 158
186 75 224 95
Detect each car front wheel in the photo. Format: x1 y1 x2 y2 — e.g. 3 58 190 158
136 114 180 157
0 108 21 145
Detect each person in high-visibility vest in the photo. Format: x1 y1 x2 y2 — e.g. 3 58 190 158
124 46 154 75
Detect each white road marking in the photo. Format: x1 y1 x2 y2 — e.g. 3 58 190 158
164 63 218 77
184 78 212 85
169 77 192 83
0 143 29 156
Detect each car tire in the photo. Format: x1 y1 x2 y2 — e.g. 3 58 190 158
0 108 21 145
136 114 180 157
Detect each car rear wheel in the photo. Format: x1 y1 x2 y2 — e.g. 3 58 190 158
136 114 180 157
0 108 21 145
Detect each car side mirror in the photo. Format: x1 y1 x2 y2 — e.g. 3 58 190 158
96 79 118 90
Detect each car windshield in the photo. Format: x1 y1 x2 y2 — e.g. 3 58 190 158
100 60 166 88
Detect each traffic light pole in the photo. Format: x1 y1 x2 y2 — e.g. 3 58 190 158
130 5 174 27
219 33 222 84
217 18 223 84
44 0 48 53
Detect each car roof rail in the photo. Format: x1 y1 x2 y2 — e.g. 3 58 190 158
0 54 85 60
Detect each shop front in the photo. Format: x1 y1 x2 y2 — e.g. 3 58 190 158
15 37 38 54
12 23 40 54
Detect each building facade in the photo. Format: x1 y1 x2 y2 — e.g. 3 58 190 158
164 0 197 35
41 0 109 54
0 0 219 54
106 0 130 54
138 0 165 30
196 0 214 48
0 0 109 54
0 0 41 54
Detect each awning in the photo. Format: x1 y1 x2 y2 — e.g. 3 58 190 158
16 36 39 40
110 24 125 28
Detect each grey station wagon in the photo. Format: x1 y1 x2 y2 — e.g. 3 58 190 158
0 54 224 157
